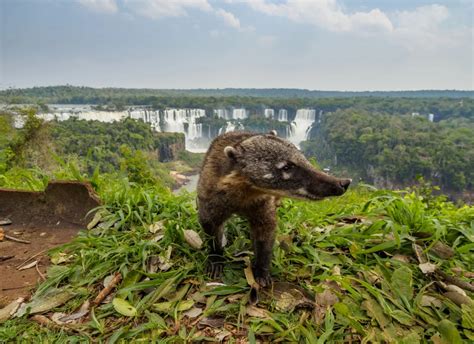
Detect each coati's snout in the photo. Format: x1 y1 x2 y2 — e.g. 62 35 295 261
223 133 351 200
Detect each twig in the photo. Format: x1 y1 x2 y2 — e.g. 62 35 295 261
436 270 474 293
16 249 47 269
92 272 122 306
0 255 14 262
35 261 46 281
5 235 31 244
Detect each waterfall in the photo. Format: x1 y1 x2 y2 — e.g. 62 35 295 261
232 108 247 120
264 109 274 118
288 109 316 147
277 109 288 122
215 108 248 120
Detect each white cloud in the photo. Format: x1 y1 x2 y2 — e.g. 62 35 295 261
123 0 212 20
215 8 241 30
243 1 468 50
391 5 459 50
246 0 393 33
77 0 118 13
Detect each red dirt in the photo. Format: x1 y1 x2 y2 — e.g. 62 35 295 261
0 181 101 306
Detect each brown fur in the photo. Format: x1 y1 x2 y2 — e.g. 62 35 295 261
197 131 350 286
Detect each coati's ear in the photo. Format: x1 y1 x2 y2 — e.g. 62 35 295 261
224 146 239 161
268 130 277 136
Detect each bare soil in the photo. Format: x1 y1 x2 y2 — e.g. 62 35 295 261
0 181 101 306
0 224 80 306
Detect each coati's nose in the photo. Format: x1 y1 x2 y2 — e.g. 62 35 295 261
339 179 352 191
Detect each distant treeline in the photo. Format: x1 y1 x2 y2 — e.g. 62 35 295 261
0 85 472 103
1 86 473 123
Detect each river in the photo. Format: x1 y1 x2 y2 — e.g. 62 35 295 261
174 174 199 194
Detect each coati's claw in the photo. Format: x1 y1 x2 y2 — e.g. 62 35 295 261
206 255 224 278
253 267 272 288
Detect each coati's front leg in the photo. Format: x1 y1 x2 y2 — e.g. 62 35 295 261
198 202 230 278
246 203 277 288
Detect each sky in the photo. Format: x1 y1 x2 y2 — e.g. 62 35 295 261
0 0 473 91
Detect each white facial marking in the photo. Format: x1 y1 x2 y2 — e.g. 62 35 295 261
282 172 291 180
276 161 286 169
263 173 273 179
297 187 308 196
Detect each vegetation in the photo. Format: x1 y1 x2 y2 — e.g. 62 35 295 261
302 110 474 194
1 86 473 105
0 170 473 342
0 110 199 191
0 103 473 342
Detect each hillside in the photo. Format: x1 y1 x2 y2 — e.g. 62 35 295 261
0 173 473 342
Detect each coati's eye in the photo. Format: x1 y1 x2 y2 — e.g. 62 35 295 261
282 162 294 171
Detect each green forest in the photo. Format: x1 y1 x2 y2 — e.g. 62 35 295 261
302 110 474 195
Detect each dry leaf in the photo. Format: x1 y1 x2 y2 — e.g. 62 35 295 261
246 305 271 319
87 211 103 230
158 246 173 271
18 260 38 271
0 227 4 241
184 230 203 249
0 297 24 323
149 221 165 234
420 295 442 308
183 307 203 319
446 284 467 297
15 288 75 316
59 300 90 323
419 262 437 274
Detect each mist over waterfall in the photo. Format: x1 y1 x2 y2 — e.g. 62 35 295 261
288 109 316 147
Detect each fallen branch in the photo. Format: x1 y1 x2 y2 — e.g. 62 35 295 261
92 272 122 306
35 262 46 281
5 235 31 244
436 270 474 293
0 255 14 262
16 250 47 269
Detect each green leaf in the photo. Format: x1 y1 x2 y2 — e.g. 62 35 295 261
113 297 137 317
462 303 474 330
391 266 413 301
390 310 413 326
362 298 390 328
438 319 462 344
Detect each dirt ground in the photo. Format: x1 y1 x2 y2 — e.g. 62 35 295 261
0 224 80 307
0 181 101 307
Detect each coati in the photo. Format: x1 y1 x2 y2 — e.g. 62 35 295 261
197 131 351 287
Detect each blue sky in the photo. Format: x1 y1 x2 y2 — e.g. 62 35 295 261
1 0 472 90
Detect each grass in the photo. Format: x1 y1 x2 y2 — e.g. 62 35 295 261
0 178 473 343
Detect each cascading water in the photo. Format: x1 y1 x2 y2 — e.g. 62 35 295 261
23 104 316 152
277 109 288 122
232 108 247 120
129 109 160 131
288 109 316 147
162 108 207 151
264 109 274 118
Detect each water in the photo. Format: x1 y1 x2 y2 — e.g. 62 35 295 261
174 174 199 193
288 109 316 147
21 105 317 150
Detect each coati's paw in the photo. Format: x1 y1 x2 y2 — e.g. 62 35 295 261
206 255 224 279
253 267 272 288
